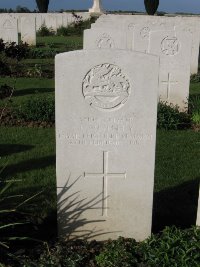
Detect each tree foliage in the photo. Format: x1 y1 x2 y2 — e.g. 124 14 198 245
144 0 159 15
36 0 50 13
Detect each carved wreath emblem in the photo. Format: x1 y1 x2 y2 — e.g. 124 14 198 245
96 33 114 49
82 63 130 110
161 36 180 56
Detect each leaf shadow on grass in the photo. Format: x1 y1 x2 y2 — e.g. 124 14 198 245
14 87 54 97
0 144 34 157
57 175 121 241
152 178 200 234
0 155 55 179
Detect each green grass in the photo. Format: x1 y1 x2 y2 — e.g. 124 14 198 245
0 78 54 106
0 127 56 216
36 35 83 51
190 82 200 96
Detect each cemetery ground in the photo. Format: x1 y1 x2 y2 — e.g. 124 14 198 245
0 30 200 265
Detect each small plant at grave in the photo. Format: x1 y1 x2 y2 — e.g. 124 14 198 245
15 96 55 122
189 95 200 131
4 42 30 61
0 38 5 52
0 177 43 266
0 84 13 99
26 64 43 78
57 16 96 37
57 25 70 36
0 56 11 76
157 101 190 130
37 25 55 37
190 73 200 83
96 237 138 267
137 226 200 267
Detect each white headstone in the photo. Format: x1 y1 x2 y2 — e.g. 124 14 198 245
21 16 36 46
84 28 128 50
56 49 159 241
90 14 200 74
44 14 57 31
0 14 18 44
149 30 192 110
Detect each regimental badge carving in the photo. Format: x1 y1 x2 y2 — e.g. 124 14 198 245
161 36 180 56
3 19 13 29
96 33 114 49
82 63 131 110
140 27 150 39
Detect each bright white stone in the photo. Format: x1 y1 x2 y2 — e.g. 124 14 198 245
149 30 192 110
0 14 18 43
21 16 36 46
84 28 128 50
90 14 200 74
44 14 57 31
56 49 159 241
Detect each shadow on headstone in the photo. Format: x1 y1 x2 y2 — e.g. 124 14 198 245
57 176 120 241
152 178 200 233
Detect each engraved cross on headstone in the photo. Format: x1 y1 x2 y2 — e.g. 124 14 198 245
161 73 178 100
84 151 126 216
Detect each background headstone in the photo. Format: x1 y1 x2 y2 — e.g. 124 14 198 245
56 49 159 241
21 16 36 46
0 14 18 43
149 30 192 110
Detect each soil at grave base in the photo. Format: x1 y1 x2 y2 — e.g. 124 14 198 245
0 108 55 128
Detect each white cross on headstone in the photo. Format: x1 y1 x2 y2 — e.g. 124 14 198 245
89 0 104 15
84 151 126 216
161 73 178 100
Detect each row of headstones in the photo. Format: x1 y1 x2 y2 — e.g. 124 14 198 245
0 12 91 45
84 14 200 111
55 14 200 242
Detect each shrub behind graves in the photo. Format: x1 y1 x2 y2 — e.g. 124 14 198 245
15 96 55 122
4 42 30 61
157 102 190 130
37 25 55 37
189 95 200 130
0 84 13 99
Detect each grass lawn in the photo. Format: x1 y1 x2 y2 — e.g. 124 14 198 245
0 78 54 107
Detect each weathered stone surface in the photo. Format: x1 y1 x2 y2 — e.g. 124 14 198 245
0 14 18 43
149 30 192 110
90 14 200 74
56 49 159 241
21 16 36 45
